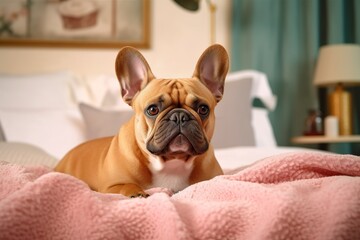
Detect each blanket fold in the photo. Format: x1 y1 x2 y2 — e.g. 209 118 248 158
1 152 360 240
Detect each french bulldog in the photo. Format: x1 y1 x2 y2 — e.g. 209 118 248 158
55 44 229 197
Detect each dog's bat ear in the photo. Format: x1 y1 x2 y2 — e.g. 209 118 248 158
193 44 229 102
115 47 155 105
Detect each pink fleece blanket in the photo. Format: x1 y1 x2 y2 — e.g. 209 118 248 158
1 152 360 240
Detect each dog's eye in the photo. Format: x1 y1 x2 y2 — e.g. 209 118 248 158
146 105 160 116
197 104 209 116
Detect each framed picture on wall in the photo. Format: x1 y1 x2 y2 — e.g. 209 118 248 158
0 0 150 49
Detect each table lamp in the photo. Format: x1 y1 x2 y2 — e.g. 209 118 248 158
313 44 360 135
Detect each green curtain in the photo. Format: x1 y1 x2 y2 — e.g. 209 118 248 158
231 0 360 152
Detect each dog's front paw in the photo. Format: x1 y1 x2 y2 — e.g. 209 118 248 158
123 185 149 198
130 192 150 198
103 183 149 198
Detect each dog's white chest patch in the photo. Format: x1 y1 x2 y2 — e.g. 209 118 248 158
149 158 194 192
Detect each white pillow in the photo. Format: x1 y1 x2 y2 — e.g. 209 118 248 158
79 103 133 140
81 76 255 148
0 109 87 159
252 108 277 147
0 142 58 168
80 71 276 149
84 75 256 148
212 77 255 148
0 71 78 110
81 74 130 109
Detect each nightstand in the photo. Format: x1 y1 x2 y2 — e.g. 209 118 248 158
292 135 360 153
292 135 360 144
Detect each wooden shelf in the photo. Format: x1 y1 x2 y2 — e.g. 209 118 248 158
292 135 360 144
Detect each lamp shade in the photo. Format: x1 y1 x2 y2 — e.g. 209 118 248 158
313 44 360 86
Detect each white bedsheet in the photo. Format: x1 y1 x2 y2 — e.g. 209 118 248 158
215 146 323 171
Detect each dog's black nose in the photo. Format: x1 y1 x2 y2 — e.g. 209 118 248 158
169 109 191 126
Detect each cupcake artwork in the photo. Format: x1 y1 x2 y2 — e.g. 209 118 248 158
58 0 99 29
0 0 149 49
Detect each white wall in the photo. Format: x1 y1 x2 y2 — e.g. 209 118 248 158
0 0 232 78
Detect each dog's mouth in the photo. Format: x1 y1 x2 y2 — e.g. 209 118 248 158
161 134 193 161
148 131 208 162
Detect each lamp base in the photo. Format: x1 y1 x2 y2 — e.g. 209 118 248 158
328 84 353 135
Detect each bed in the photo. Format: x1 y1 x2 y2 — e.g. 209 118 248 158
0 70 359 239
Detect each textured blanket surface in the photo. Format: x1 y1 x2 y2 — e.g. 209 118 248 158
0 152 360 240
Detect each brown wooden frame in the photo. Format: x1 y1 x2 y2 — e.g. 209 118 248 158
0 0 150 49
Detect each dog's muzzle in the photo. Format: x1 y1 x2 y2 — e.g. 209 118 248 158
146 108 208 159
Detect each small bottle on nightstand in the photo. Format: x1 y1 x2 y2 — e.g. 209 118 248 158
304 109 323 136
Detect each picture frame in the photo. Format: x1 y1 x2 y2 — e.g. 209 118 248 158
0 0 150 49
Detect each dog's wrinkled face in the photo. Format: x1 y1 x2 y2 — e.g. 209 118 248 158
115 45 229 170
134 78 217 162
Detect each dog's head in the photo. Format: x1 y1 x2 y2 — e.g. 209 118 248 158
115 45 229 170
